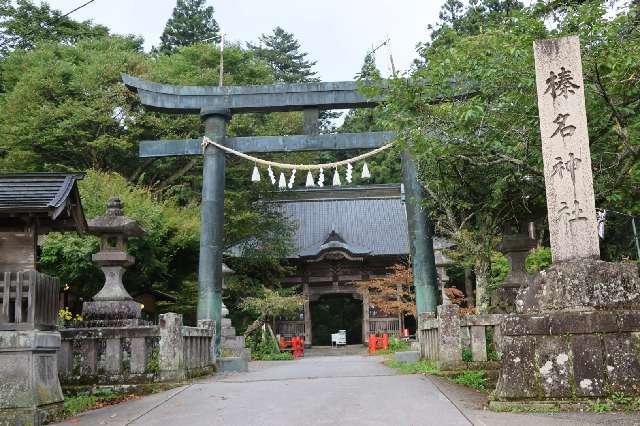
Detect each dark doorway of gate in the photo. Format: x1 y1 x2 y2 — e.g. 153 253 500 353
311 294 362 346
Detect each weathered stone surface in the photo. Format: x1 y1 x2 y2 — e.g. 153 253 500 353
0 330 63 423
501 314 549 336
105 338 122 374
217 356 248 373
534 35 599 262
470 326 487 362
437 304 462 370
495 336 539 399
571 335 605 397
129 337 147 374
82 300 142 320
535 336 571 398
516 260 640 313
394 351 420 363
159 313 185 381
603 333 640 394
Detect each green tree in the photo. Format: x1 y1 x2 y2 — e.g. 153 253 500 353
159 0 220 53
248 26 318 83
0 0 110 57
386 0 639 310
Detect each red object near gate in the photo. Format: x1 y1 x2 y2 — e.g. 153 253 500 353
280 335 305 358
368 333 389 354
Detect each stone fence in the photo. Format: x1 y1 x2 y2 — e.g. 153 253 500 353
58 312 215 386
0 271 59 331
418 304 504 370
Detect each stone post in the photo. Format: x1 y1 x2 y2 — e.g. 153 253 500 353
401 151 439 314
494 232 537 312
437 304 462 370
159 312 185 381
198 319 216 364
198 109 231 355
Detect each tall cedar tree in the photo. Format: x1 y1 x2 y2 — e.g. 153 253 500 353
160 0 220 53
248 26 318 83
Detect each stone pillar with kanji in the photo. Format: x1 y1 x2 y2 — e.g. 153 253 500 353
493 36 640 406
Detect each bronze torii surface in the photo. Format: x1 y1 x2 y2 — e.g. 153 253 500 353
123 74 439 351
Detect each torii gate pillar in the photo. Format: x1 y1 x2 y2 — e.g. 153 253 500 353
401 152 439 313
198 109 230 351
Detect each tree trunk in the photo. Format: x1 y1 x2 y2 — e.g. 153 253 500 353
464 267 474 308
474 258 490 312
243 314 266 338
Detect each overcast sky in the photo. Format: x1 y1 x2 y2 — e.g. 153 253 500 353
43 0 445 81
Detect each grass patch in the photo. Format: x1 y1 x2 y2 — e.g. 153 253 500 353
588 399 614 413
491 402 561 413
371 337 411 356
451 370 487 391
385 359 438 375
259 352 294 361
50 389 140 422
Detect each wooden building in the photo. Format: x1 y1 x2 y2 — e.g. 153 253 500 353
266 184 451 347
0 173 87 272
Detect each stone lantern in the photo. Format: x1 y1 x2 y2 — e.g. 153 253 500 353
82 198 145 323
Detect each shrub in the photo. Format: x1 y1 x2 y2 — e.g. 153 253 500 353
451 370 487 391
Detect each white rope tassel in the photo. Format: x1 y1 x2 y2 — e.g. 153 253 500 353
251 164 261 182
278 172 287 189
346 163 353 184
318 168 325 187
268 165 276 184
361 161 371 179
288 169 296 189
332 168 341 186
305 170 315 187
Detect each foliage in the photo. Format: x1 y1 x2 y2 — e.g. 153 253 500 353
0 0 110 57
355 262 416 316
384 0 640 311
240 288 304 337
40 170 201 318
146 349 160 375
525 246 552 273
385 359 439 375
57 307 82 328
245 327 294 361
487 251 510 295
451 370 487 391
260 352 294 361
248 26 318 83
588 399 614 413
159 0 220 53
374 337 410 355
462 347 473 362
52 389 136 421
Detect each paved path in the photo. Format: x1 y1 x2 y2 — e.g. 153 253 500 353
57 355 640 426
57 355 470 426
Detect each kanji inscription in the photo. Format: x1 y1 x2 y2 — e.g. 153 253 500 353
534 36 599 262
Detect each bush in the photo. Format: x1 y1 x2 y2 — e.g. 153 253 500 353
451 370 487 390
525 247 552 273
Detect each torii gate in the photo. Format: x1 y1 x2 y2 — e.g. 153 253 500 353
123 75 439 348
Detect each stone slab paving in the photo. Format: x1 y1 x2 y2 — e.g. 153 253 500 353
55 355 640 426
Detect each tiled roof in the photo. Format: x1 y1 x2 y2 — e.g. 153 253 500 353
272 184 451 258
0 173 87 230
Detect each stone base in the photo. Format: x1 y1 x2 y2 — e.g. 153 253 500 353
495 309 640 400
394 351 420 363
82 299 141 321
0 403 62 426
491 284 521 313
0 331 64 421
217 356 249 372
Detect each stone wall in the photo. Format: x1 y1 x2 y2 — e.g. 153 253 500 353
59 313 215 386
418 305 504 370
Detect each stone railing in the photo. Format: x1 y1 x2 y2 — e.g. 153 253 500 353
369 317 401 336
0 271 59 331
59 312 215 385
418 304 504 370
